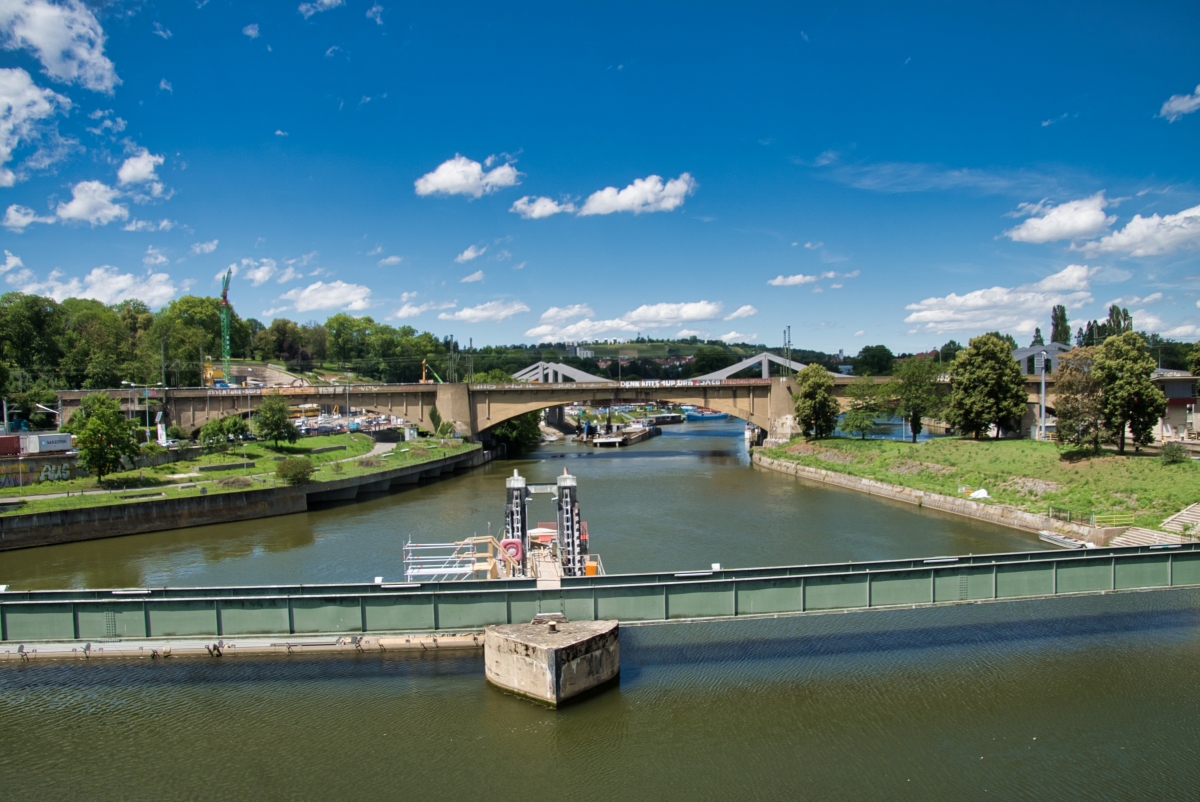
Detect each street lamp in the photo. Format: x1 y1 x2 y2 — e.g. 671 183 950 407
122 381 164 443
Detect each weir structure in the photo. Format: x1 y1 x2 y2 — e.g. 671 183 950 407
3 542 1199 657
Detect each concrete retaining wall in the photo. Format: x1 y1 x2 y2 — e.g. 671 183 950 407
753 452 1125 544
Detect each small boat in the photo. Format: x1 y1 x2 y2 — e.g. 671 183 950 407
685 408 729 421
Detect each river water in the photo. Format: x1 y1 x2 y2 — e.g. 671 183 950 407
2 421 1198 799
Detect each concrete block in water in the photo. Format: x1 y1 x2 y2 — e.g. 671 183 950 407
484 620 619 706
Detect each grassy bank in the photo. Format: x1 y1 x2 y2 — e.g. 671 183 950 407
1 439 477 517
759 437 1200 531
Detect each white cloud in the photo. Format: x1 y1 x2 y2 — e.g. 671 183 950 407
276 266 300 283
1159 84 1200 122
853 330 865 337
1132 309 1200 339
455 244 486 262
1003 192 1114 243
539 304 594 324
0 66 70 186
1107 292 1162 307
724 304 757 320
84 108 123 136
391 297 455 319
366 3 383 24
280 280 371 312
676 328 703 337
719 331 756 343
414 154 520 198
439 299 529 323
143 245 168 266
460 270 484 283
1 249 22 272
623 300 723 327
525 318 638 342
0 0 119 92
510 195 576 219
275 129 287 136
903 264 1096 335
56 180 127 225
117 148 165 197
1078 203 1200 257
767 273 819 286
152 22 171 40
242 23 259 38
578 172 696 216
158 78 171 92
377 255 402 266
123 218 174 232
3 202 53 230
8 264 176 307
298 0 343 19
191 239 218 255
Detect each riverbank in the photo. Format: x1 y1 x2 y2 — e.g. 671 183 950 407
0 444 492 551
755 436 1200 537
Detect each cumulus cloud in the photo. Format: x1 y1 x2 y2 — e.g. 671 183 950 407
3 202 53 230
158 78 171 93
123 218 174 232
578 172 696 216
2 249 22 272
1107 292 1162 307
623 300 723 326
279 280 371 312
84 107 123 136
377 255 401 266
143 245 168 266
1077 203 1200 257
0 0 120 92
719 331 756 343
414 154 520 198
510 195 576 219
7 264 176 307
524 318 638 342
56 180 127 225
366 3 383 24
275 266 300 283
1003 192 1114 243
438 299 529 323
1159 84 1200 122
676 328 704 338
390 297 455 319
724 304 757 320
117 148 166 197
240 258 277 286
455 244 485 262
152 22 171 40
903 264 1097 335
768 269 858 287
299 0 343 18
0 66 70 186
191 239 218 255
460 270 484 283
539 304 595 324
242 23 259 38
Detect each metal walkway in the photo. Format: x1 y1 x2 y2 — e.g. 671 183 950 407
3 543 1200 649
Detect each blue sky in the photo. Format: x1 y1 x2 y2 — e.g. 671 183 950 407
1 1 1199 352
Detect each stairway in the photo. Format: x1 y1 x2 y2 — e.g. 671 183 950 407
1162 503 1200 533
1108 528 1191 547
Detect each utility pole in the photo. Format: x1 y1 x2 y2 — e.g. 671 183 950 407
1039 350 1048 441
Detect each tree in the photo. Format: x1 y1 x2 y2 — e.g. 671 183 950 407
199 418 230 453
838 374 882 439
68 393 139 482
427 404 454 437
1187 341 1200 377
1093 331 1166 452
1050 305 1070 345
692 347 734 376
983 331 1019 351
939 340 964 363
855 345 894 376
1053 346 1106 453
793 363 840 439
255 392 299 448
945 333 1027 439
893 356 943 442
277 457 314 485
1029 328 1045 347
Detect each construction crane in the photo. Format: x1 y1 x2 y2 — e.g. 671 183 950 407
218 267 232 386
420 358 443 384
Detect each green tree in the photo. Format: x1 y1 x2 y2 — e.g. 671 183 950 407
939 340 964 363
474 369 542 450
793 363 840 439
427 404 453 437
855 344 895 375
199 418 230 454
68 393 139 482
838 374 882 439
277 457 314 485
893 355 943 442
1093 331 1166 452
945 333 1027 439
255 392 299 448
692 346 734 376
1053 346 1106 453
1029 327 1044 347
1050 305 1070 345
1187 341 1200 377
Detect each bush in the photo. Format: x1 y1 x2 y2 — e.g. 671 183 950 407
357 457 385 469
330 461 344 473
1161 441 1190 465
218 476 252 488
166 424 188 441
277 457 315 485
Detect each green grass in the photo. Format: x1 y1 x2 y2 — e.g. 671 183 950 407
760 437 1200 531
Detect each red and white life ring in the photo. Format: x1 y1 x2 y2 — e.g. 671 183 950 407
500 538 523 562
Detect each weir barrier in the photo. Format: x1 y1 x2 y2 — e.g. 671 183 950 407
3 542 1199 654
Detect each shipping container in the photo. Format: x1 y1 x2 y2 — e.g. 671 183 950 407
20 433 74 454
0 435 19 456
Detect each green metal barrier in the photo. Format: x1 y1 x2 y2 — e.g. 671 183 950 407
4 543 1200 643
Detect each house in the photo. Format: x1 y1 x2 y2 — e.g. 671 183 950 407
1152 369 1198 441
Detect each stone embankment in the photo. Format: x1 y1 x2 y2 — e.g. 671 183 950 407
0 447 494 551
753 452 1127 544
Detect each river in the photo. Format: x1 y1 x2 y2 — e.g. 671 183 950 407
2 420 1197 799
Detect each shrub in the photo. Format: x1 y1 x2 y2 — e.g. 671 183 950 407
330 461 344 473
277 457 315 485
218 476 252 488
357 457 385 469
1161 441 1190 466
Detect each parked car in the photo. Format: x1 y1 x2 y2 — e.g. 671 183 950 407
161 439 180 448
